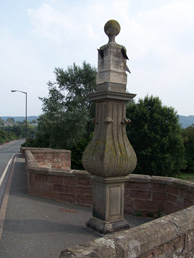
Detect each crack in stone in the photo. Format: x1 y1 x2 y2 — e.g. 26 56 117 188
172 221 179 232
115 241 125 258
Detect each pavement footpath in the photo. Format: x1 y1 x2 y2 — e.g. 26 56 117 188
0 153 152 258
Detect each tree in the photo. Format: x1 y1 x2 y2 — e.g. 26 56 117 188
30 120 38 125
181 124 194 172
55 61 96 112
0 129 16 143
29 62 96 168
0 117 4 126
126 95 184 177
11 125 22 138
6 118 15 124
0 130 7 144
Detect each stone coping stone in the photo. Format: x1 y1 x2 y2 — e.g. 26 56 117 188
21 147 51 157
21 147 71 159
25 150 89 177
21 147 51 152
30 148 71 153
22 147 71 152
60 205 194 257
127 174 194 188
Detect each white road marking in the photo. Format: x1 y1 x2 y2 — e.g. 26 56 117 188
0 154 16 241
0 154 15 187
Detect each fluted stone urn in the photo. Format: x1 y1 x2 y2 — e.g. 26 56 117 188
82 20 137 234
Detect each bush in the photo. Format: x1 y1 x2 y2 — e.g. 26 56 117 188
181 125 194 173
126 96 184 177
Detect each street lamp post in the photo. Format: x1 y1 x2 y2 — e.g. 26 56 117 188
11 90 27 145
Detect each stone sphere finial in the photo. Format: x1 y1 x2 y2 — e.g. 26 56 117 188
104 20 121 43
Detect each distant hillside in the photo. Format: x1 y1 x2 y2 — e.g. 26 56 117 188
1 116 39 122
1 115 193 128
178 115 194 128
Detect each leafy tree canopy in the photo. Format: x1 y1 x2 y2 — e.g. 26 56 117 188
127 95 184 177
33 62 96 156
0 117 4 126
55 61 96 110
6 118 15 124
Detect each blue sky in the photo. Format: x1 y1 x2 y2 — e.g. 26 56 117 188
0 0 194 116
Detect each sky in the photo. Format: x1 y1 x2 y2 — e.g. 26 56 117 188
0 0 194 117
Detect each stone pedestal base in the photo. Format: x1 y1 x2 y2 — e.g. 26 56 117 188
87 217 129 234
86 176 129 234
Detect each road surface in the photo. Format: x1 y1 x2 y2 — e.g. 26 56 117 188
0 139 25 207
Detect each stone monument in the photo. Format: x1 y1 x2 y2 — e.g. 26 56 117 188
82 20 137 234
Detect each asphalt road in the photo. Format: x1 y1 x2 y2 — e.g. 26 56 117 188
0 139 25 208
0 139 25 177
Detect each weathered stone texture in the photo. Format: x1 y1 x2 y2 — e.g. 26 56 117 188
25 149 93 207
32 149 71 170
82 98 137 178
60 207 194 258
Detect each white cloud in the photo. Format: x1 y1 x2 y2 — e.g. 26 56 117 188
28 3 77 43
119 0 194 115
0 0 194 116
0 29 53 116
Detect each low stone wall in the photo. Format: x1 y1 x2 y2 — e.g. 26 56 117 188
24 148 194 257
125 175 194 217
21 147 51 158
24 148 71 169
60 206 194 257
25 149 92 206
25 149 194 216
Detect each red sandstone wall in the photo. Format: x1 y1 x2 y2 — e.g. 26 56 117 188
27 166 194 218
32 150 71 170
28 172 92 207
124 178 194 217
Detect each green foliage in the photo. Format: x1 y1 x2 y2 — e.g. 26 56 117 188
29 62 97 168
0 117 4 126
6 117 15 124
70 134 93 169
181 124 194 172
8 125 22 138
55 61 96 110
36 105 89 150
127 95 184 177
0 129 16 143
0 119 37 145
176 172 194 181
0 130 8 144
134 211 142 217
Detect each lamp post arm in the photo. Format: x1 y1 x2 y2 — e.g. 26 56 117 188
11 89 28 145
